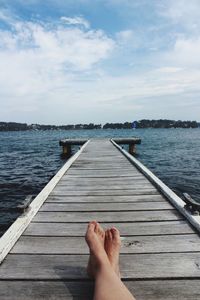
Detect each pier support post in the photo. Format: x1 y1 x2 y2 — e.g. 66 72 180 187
129 143 136 155
112 138 141 155
60 139 88 156
62 145 71 156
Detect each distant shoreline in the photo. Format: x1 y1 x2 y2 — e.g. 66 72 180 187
0 119 199 131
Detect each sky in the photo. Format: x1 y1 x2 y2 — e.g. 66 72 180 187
0 0 200 124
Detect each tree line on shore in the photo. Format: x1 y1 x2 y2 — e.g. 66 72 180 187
0 122 101 131
0 119 199 131
103 119 198 129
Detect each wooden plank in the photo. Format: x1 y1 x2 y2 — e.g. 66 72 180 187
73 161 133 165
1 280 200 300
78 154 120 156
71 158 134 163
56 180 154 186
65 170 143 176
59 177 149 184
1 253 200 279
71 163 134 167
68 164 138 168
113 137 141 144
63 174 146 178
57 182 152 187
77 155 122 158
53 184 156 191
66 169 142 173
23 220 194 237
73 158 131 162
78 153 121 156
0 280 94 300
56 179 153 186
60 139 88 145
56 181 153 190
40 202 173 212
76 156 123 159
11 234 200 254
125 280 200 300
50 189 159 196
33 210 182 223
46 194 165 203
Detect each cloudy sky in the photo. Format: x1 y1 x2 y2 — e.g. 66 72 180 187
0 0 200 124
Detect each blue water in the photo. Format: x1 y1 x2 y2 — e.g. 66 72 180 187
0 128 200 235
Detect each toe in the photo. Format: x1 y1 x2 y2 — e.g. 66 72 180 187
111 227 120 237
96 222 104 236
94 222 99 233
108 229 113 241
101 229 105 239
100 225 105 237
111 228 121 245
88 221 96 231
86 222 96 239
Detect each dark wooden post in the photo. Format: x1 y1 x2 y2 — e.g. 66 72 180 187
62 145 71 156
129 143 136 155
112 138 141 155
60 139 88 157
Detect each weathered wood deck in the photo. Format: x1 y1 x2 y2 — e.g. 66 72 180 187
0 138 200 299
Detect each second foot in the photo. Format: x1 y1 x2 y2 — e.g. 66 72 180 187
105 227 121 278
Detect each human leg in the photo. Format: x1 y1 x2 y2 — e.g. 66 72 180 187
85 221 136 300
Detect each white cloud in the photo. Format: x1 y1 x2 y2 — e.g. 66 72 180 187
160 0 200 31
0 18 114 68
60 16 90 29
163 0 200 21
0 17 114 87
155 67 183 73
164 37 200 67
0 11 9 22
116 30 134 42
0 13 116 121
173 38 200 65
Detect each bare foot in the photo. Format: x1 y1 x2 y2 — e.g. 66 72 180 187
105 227 121 278
85 221 108 278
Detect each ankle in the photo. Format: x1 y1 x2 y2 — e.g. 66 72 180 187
96 257 113 273
94 261 118 281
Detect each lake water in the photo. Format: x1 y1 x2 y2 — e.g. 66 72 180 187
0 128 200 235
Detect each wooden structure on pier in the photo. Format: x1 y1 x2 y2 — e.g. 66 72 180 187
0 138 200 299
60 137 141 155
59 139 88 156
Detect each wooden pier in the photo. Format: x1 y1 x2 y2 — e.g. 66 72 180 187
0 138 200 299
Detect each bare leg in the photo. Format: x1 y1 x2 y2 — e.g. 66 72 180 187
85 221 136 300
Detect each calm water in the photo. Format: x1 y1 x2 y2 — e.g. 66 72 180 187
0 128 200 235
